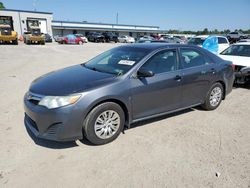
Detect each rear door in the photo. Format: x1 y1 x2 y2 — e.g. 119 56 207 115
179 47 216 107
131 49 182 120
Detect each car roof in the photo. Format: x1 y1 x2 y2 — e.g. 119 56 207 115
119 43 199 50
194 35 209 38
234 42 250 45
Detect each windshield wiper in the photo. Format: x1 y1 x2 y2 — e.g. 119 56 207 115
82 64 97 71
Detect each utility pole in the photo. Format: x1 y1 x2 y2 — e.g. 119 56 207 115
116 12 118 25
33 0 37 11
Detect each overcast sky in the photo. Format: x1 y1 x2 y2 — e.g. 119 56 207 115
2 0 250 31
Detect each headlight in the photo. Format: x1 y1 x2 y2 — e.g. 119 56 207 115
38 95 81 109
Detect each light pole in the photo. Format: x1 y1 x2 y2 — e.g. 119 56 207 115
116 12 119 25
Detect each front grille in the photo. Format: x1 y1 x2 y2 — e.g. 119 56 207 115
46 122 62 136
25 114 39 131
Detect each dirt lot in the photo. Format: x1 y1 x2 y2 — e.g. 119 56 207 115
0 43 249 188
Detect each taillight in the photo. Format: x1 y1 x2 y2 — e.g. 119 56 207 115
231 64 235 71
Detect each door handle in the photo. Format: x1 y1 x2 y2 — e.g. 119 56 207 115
201 68 216 75
209 68 216 74
175 75 182 81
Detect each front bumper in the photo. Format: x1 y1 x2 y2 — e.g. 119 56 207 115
30 36 44 42
234 66 250 84
0 35 17 41
23 93 84 141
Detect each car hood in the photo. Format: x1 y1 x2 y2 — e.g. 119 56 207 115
219 55 250 67
29 65 117 96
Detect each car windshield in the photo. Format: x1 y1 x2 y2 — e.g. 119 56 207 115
83 47 149 76
187 37 206 45
220 45 250 57
0 27 10 31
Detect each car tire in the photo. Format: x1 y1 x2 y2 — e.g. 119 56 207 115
83 102 125 145
201 82 224 111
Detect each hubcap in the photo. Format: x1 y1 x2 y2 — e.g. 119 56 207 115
209 87 222 107
94 110 120 139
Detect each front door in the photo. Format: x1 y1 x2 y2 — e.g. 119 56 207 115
131 49 182 120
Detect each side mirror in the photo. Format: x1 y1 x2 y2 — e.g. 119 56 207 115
137 68 154 77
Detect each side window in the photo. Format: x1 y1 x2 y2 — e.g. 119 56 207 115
141 50 177 74
218 37 228 44
180 48 208 68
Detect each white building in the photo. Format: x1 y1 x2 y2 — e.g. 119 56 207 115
52 20 160 39
0 9 160 39
0 9 53 36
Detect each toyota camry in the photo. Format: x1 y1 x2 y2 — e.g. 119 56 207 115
24 44 234 145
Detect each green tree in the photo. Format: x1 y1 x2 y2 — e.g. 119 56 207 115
202 28 209 35
0 2 5 9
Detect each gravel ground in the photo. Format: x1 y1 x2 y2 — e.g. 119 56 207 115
0 42 249 188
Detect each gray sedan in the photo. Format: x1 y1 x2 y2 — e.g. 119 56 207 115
24 44 234 145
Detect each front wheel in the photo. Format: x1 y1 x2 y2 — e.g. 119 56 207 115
13 39 18 45
201 83 224 110
83 102 125 145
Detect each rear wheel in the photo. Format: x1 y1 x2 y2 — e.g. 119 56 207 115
83 102 125 145
201 83 224 110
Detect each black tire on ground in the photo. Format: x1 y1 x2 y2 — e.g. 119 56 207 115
201 82 224 111
13 39 18 45
41 41 45 45
83 102 125 145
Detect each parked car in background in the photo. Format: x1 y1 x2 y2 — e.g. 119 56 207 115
137 39 168 43
24 44 234 145
188 35 230 54
87 32 105 43
219 42 250 84
118 35 135 43
187 35 209 46
227 31 248 42
44 33 52 43
162 36 185 44
139 36 155 41
173 35 187 43
102 32 118 43
239 39 250 43
75 34 88 43
54 35 64 42
58 34 85 45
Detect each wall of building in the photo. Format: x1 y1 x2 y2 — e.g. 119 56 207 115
0 9 160 40
0 9 53 36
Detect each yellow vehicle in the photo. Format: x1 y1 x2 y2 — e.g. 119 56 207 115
0 24 18 45
23 26 45 45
